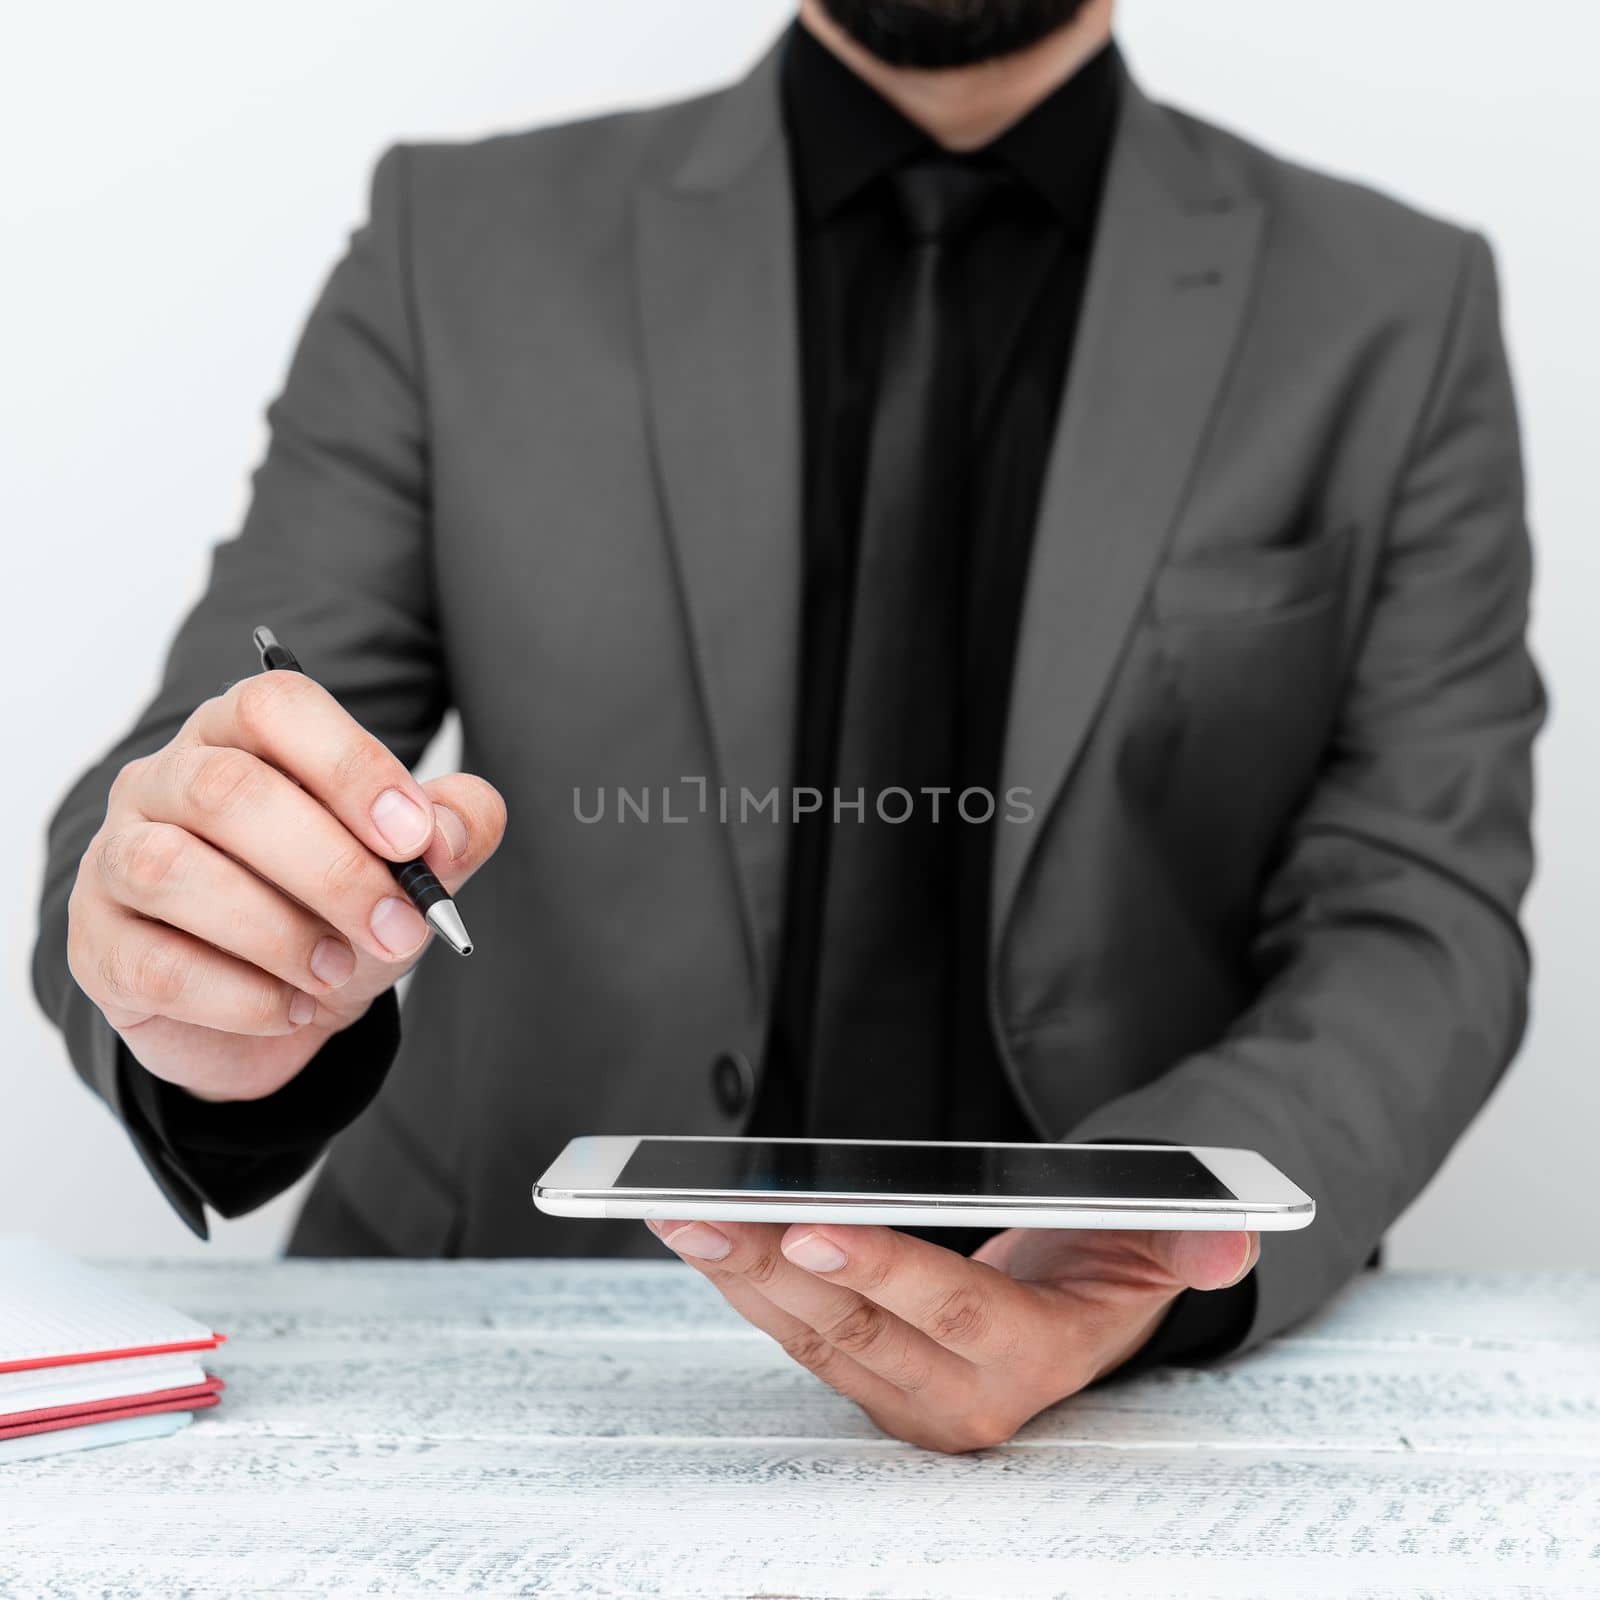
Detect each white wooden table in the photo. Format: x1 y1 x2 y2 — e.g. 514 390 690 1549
4 1263 1598 1597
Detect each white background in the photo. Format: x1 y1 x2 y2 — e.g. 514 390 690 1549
3 1 1594 1263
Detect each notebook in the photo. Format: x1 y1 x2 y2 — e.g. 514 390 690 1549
0 1240 225 1461
0 1376 223 1438
0 1240 223 1373
0 1351 210 1411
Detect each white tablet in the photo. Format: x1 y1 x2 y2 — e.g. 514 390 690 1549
533 1136 1315 1231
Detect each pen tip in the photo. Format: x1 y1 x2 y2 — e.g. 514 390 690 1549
425 900 474 957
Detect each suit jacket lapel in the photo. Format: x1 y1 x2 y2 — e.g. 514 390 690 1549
992 74 1267 959
634 45 801 1004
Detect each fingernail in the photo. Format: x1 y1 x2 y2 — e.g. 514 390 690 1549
371 895 428 957
783 1231 848 1274
433 804 468 862
1226 1237 1258 1287
662 1222 730 1262
371 789 432 855
288 992 317 1026
309 936 355 988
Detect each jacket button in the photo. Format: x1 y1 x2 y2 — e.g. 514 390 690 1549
711 1051 754 1116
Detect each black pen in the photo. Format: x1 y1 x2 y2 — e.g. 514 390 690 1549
251 626 474 957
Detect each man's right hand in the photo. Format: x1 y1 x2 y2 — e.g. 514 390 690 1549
65 672 506 1105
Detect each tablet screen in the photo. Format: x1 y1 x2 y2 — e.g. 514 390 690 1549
614 1140 1235 1201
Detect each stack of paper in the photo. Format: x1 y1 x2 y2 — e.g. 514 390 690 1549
0 1240 224 1464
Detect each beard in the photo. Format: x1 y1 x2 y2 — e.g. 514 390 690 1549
816 0 1091 68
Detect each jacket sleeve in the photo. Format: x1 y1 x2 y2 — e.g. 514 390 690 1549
1069 231 1543 1351
31 146 445 1236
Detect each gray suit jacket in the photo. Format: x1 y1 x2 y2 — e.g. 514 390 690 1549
35 43 1541 1352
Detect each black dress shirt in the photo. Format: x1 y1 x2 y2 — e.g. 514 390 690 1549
756 25 1117 1140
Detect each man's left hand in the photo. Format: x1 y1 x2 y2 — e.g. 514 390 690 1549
648 1218 1258 1453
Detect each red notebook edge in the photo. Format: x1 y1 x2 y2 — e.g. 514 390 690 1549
0 1333 225 1377
2 1375 225 1433
0 1382 223 1442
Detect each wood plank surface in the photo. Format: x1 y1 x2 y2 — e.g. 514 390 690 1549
2 1263 1597 1598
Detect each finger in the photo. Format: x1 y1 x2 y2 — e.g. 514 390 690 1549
680 1220 967 1394
653 1218 965 1391
777 1224 1031 1364
71 901 320 1037
644 1222 906 1418
415 773 508 892
92 820 357 999
127 743 430 964
186 673 438 861
1143 1229 1259 1292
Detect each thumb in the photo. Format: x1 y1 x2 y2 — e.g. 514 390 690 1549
417 772 508 893
1145 1229 1259 1293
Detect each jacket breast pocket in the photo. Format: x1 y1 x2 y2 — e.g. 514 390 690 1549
1149 529 1348 624
1119 527 1352 890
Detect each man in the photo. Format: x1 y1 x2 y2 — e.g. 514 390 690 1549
35 0 1540 1453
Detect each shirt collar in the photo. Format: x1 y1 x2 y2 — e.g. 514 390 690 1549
782 22 1121 235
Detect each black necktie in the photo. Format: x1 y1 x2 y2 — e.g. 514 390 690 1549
807 159 1014 1136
